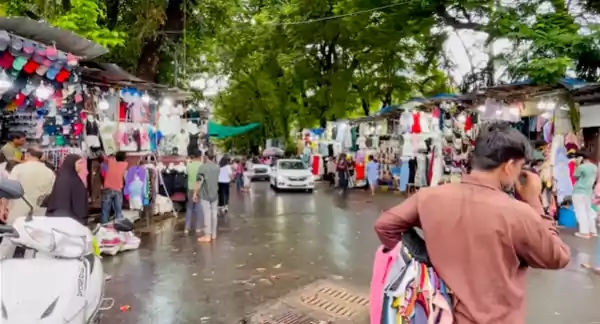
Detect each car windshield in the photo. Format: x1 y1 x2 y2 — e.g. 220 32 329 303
279 161 307 170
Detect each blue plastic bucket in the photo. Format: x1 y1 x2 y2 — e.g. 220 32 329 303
558 206 577 228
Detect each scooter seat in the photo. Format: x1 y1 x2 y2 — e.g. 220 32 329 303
0 258 89 323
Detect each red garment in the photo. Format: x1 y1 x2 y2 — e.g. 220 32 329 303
464 114 473 131
411 112 422 133
568 160 576 185
432 107 441 118
119 102 127 121
312 155 320 175
355 163 365 180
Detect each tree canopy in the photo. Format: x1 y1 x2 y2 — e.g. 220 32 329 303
2 0 600 151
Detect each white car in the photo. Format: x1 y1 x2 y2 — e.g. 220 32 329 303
270 159 314 192
247 163 271 181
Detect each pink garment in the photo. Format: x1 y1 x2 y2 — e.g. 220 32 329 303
78 160 88 187
430 293 454 324
370 244 401 324
565 132 578 145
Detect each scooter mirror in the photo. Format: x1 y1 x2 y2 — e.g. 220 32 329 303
0 179 24 199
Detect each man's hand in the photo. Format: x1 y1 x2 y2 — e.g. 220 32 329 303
192 192 199 203
515 170 543 213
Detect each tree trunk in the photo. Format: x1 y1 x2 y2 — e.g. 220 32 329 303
105 0 120 30
361 98 369 116
62 0 71 11
137 0 185 82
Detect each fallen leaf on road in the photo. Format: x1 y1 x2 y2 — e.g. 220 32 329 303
256 268 266 272
192 273 198 276
204 278 213 282
274 263 282 269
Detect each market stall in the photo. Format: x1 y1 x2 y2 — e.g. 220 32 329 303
0 18 112 173
465 78 588 219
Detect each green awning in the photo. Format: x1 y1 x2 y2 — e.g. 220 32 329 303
208 121 260 139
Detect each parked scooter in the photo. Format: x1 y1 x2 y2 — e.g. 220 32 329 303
0 179 114 323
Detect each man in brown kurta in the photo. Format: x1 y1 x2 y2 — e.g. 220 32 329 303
375 123 570 324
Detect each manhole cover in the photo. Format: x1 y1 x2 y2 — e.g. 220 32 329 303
292 280 369 320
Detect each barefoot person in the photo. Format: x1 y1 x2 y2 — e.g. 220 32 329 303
572 150 598 239
366 155 379 196
194 152 220 243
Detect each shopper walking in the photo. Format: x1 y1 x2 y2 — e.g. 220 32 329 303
326 157 336 187
336 153 349 196
1 131 25 162
572 150 598 238
366 155 379 196
100 151 128 224
194 152 220 243
218 156 233 212
45 154 88 225
184 151 204 235
374 123 569 324
7 148 55 223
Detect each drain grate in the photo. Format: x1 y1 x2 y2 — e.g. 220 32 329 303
274 311 319 324
297 283 369 320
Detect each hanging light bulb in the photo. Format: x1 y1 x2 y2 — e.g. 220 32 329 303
162 97 173 107
142 93 151 103
457 114 466 123
98 99 109 110
35 84 54 101
477 105 485 113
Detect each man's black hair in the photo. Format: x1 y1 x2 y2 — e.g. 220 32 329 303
9 131 26 141
575 149 593 160
26 148 43 159
205 151 215 162
471 122 533 171
189 150 200 158
115 151 126 162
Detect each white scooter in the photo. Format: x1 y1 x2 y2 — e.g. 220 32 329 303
0 179 114 323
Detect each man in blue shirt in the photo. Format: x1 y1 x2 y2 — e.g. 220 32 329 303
390 160 402 191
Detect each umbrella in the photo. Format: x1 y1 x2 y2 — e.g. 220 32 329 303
0 16 108 59
262 147 284 157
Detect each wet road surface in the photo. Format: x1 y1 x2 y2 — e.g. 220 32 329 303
103 182 600 324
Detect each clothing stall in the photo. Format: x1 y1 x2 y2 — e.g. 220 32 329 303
78 63 197 227
468 80 584 219
0 30 87 169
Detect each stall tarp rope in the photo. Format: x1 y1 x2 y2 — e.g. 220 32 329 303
208 121 260 139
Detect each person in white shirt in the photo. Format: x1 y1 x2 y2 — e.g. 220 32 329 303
217 156 233 212
8 148 56 223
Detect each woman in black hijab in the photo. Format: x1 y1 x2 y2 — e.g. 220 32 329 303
45 154 88 225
